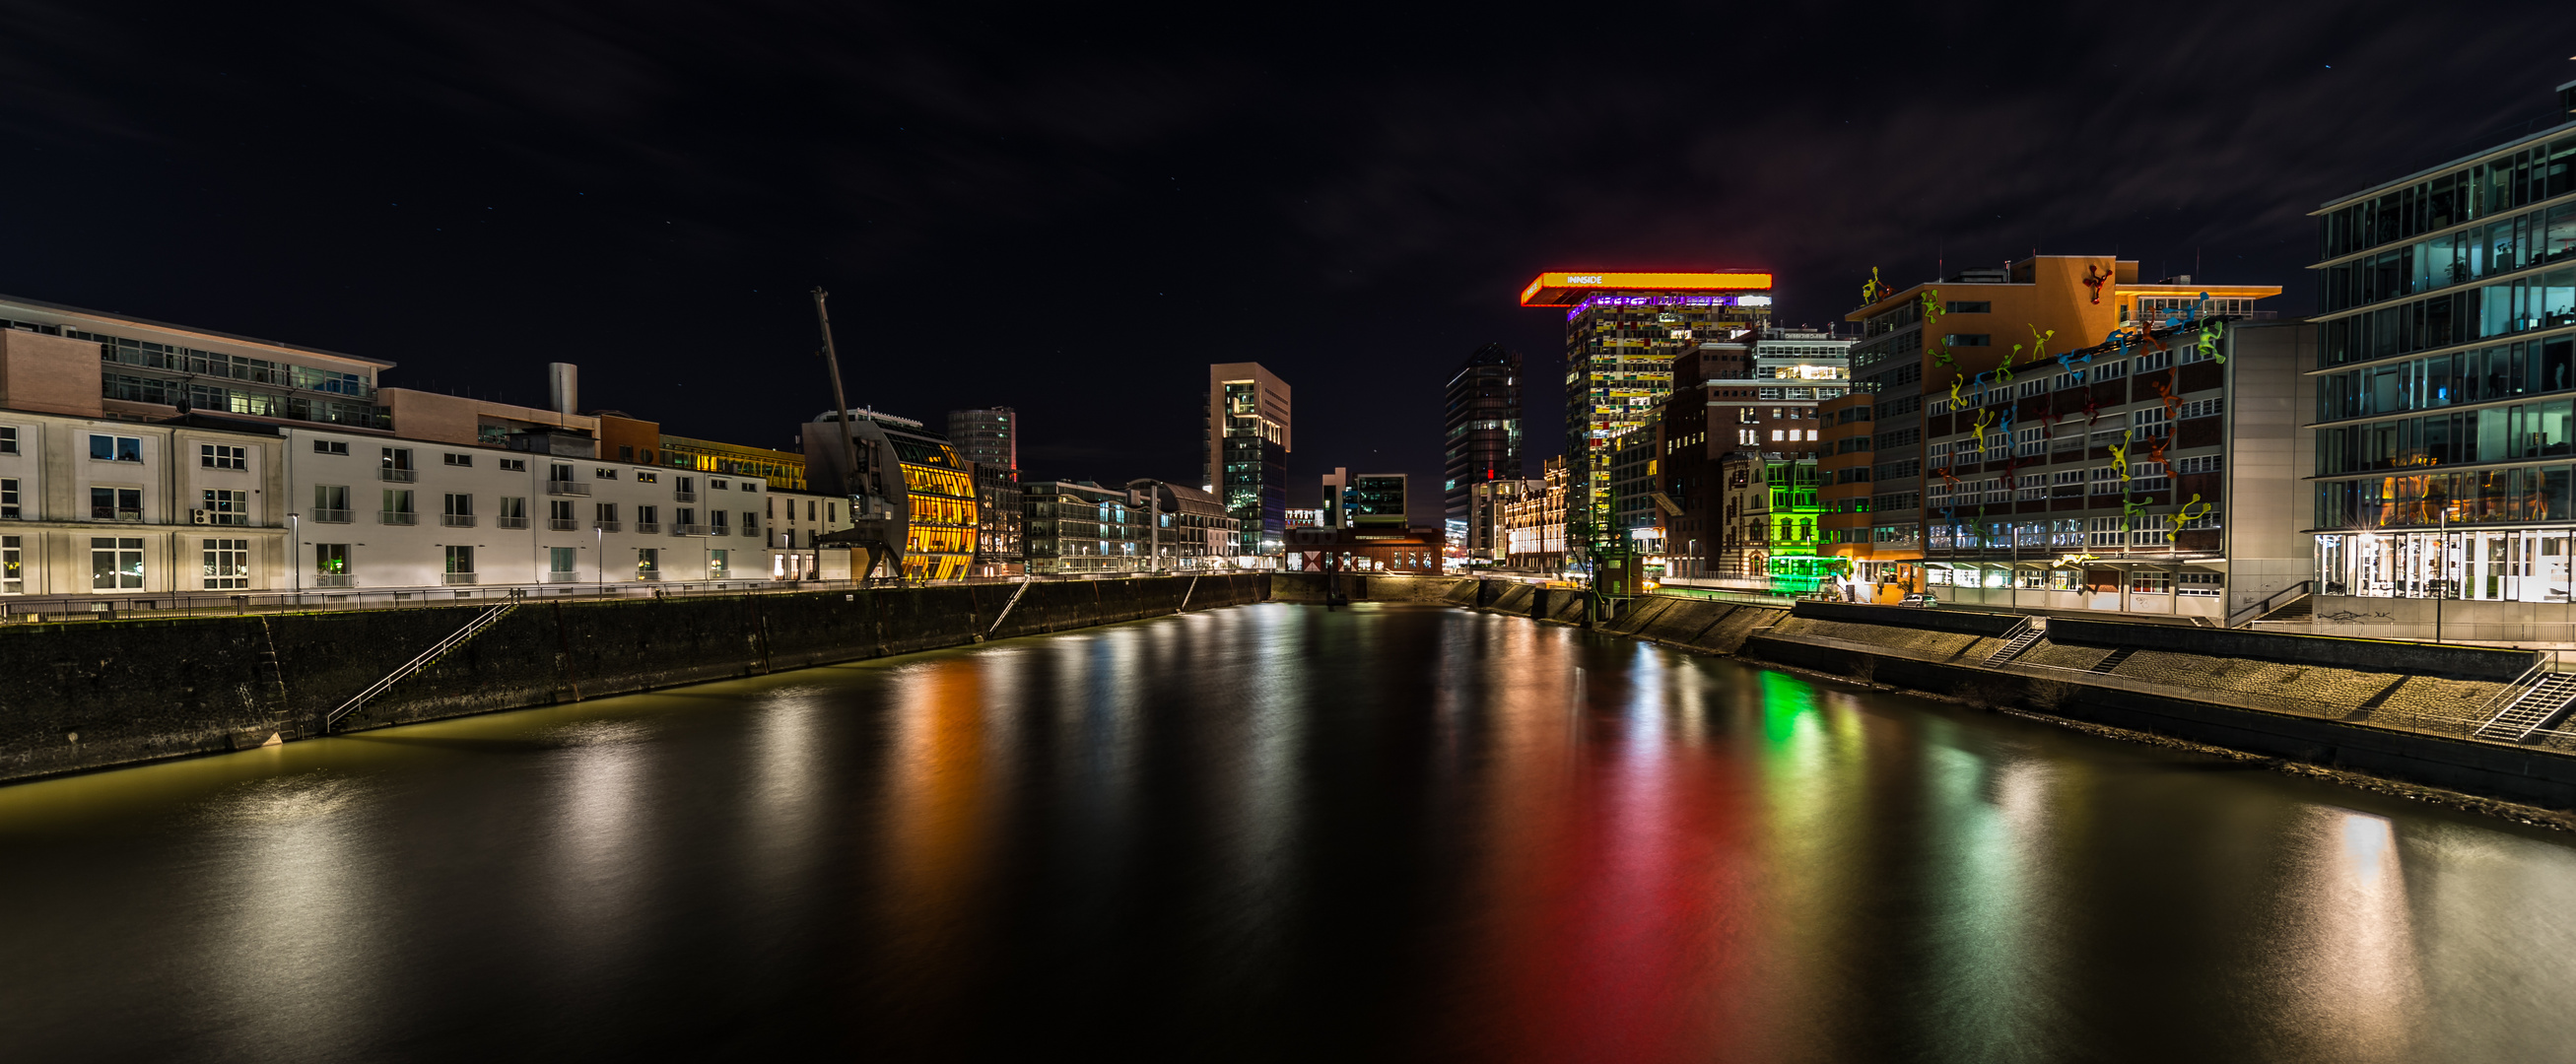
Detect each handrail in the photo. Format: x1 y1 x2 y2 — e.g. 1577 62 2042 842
2226 580 2313 628
324 603 516 731
2473 653 2552 722
984 574 1037 637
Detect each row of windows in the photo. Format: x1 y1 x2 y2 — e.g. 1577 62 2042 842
2321 203 2576 311
2316 400 2576 475
2318 272 2576 366
2316 466 2572 529
2321 137 2576 260
2316 337 2575 422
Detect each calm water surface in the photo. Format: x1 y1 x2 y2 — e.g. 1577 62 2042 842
5 603 2576 1062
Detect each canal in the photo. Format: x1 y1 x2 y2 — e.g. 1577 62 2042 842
5 603 2576 1062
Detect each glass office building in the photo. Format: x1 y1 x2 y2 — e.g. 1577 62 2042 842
2309 80 2576 604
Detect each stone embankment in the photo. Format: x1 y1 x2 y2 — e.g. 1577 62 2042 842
0 574 1265 785
1289 573 2576 811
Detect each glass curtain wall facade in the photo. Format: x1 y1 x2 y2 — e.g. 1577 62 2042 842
1207 364 1291 558
2311 89 2576 602
1562 293 1769 543
1442 343 1523 537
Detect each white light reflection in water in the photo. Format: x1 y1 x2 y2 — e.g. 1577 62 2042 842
1925 747 2065 1061
2266 808 2426 1062
543 720 655 977
194 772 384 1060
740 689 829 903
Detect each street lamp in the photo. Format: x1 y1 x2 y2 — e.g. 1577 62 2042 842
288 511 300 606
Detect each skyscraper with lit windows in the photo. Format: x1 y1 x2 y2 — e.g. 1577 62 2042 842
1518 271 1774 542
1443 343 1523 539
1205 363 1291 557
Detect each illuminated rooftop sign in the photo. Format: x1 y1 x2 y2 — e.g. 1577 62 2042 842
1519 271 1774 307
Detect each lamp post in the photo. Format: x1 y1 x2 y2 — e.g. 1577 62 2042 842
288 512 300 606
596 525 605 598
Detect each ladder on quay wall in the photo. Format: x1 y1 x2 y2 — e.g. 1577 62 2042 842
324 603 518 733
1986 620 2046 665
2473 666 2576 743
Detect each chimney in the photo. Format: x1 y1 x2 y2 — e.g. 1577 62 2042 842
548 363 578 416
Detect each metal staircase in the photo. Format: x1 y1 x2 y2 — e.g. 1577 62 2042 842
2088 647 2137 674
2473 666 2576 743
324 603 517 732
1986 620 2045 665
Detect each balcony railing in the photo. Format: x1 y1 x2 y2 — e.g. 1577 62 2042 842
379 510 417 526
544 571 581 583
592 520 621 533
313 573 356 588
309 508 352 524
496 516 529 529
635 521 660 534
441 514 476 527
673 491 698 502
637 570 662 581
672 524 709 536
548 518 578 531
546 481 592 497
380 468 417 483
441 572 477 585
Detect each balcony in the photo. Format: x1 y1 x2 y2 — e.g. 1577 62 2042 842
548 518 578 531
309 508 352 524
496 516 529 529
546 480 592 497
313 573 356 588
592 520 621 533
379 510 418 526
380 468 417 483
672 524 709 536
544 571 581 583
741 526 759 537
637 570 662 581
441 514 477 528
441 572 477 585
673 491 698 502
635 521 660 534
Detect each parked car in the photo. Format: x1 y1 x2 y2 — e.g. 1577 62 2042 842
1898 592 1939 608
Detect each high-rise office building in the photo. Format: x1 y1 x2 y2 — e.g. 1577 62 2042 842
2303 78 2576 638
1518 271 1774 543
946 407 1016 470
1206 363 1291 557
1443 343 1524 538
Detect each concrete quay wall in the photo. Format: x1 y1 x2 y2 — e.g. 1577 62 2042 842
1283 575 2576 811
1743 631 2576 810
0 574 1266 785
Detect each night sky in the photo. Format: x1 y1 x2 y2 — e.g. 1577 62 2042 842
4 3 2573 520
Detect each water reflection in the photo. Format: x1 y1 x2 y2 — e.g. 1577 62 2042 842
4 604 2576 1063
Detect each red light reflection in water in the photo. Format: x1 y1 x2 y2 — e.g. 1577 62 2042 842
1440 634 1779 1063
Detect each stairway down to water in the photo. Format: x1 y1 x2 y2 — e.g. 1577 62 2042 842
2474 671 2576 742
2088 647 2137 674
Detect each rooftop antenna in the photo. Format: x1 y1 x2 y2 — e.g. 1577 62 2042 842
811 287 859 498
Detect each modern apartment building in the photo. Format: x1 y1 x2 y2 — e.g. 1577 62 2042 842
1206 363 1291 559
1844 255 2281 599
2300 79 2576 638
1022 481 1146 575
1519 271 1773 542
971 462 1025 576
946 407 1017 470
1442 343 1524 536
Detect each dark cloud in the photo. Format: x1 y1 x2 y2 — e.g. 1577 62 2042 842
0 0 2570 521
